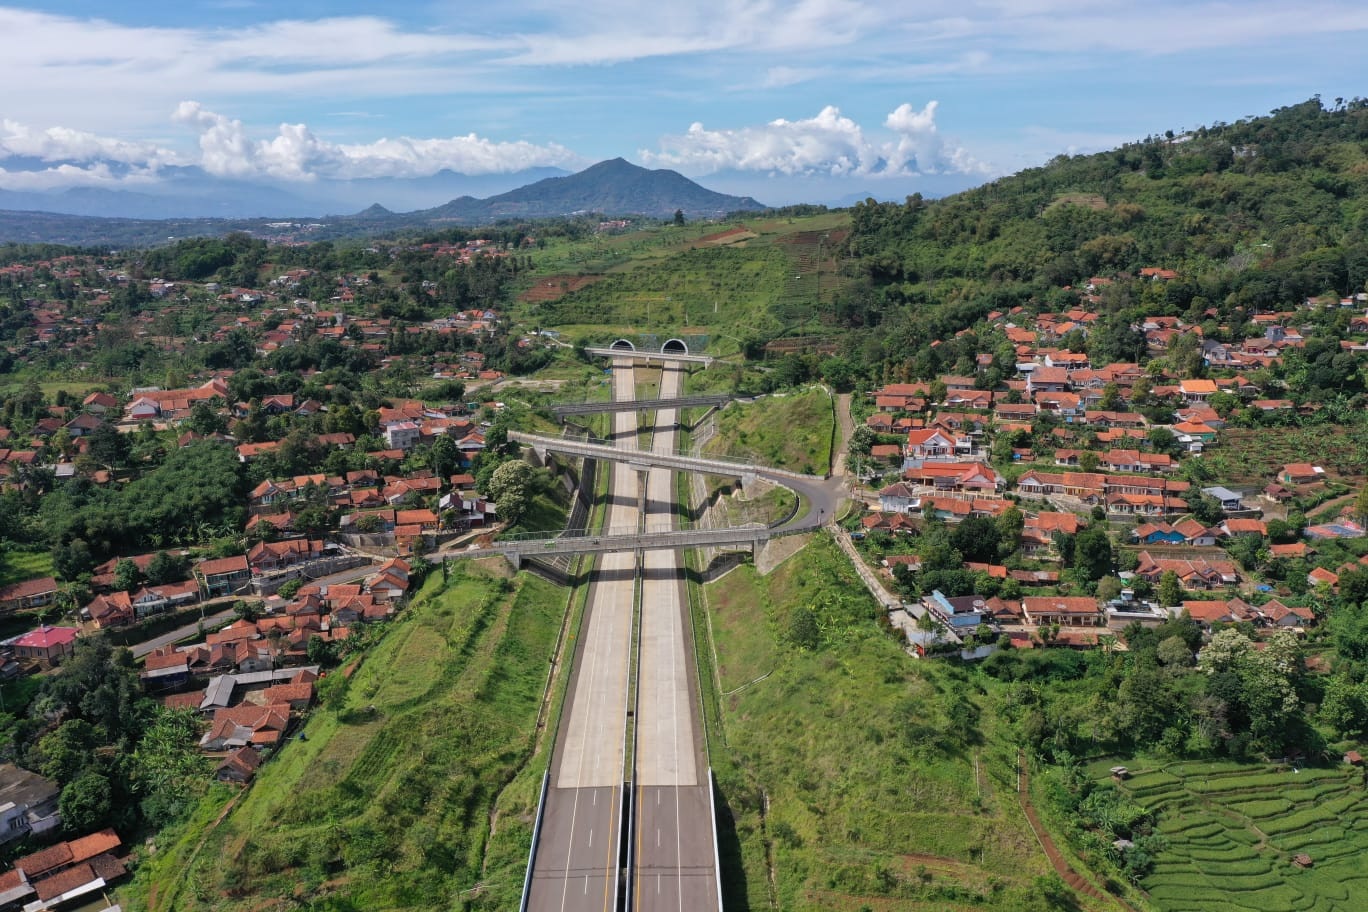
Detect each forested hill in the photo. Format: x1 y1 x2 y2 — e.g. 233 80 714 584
833 97 1368 380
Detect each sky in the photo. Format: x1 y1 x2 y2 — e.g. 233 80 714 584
1 0 1367 207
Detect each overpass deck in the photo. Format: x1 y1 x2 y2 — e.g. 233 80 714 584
582 346 714 366
550 394 734 416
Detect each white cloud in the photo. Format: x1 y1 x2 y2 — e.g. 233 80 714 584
640 103 990 177
0 120 181 169
172 102 583 180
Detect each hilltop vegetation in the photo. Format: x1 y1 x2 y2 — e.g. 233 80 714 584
831 97 1368 387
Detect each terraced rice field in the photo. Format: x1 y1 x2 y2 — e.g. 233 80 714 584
1103 760 1368 912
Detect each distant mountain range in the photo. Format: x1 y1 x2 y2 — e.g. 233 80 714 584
0 159 767 246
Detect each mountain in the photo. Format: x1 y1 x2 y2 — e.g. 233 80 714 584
0 166 577 220
410 158 766 222
0 158 769 245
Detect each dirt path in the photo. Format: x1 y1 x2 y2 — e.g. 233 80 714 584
1017 750 1136 911
832 392 854 478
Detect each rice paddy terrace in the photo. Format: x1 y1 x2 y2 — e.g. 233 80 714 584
1100 759 1368 912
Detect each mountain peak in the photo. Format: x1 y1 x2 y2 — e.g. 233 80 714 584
355 203 393 218
418 158 765 223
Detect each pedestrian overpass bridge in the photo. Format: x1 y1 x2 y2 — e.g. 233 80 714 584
549 393 735 417
434 522 779 568
507 430 821 486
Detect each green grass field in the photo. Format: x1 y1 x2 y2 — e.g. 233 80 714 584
1093 757 1368 912
124 560 565 911
0 550 53 589
515 213 851 348
702 537 1058 911
703 386 835 475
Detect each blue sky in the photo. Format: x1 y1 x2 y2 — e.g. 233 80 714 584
1 1 1367 206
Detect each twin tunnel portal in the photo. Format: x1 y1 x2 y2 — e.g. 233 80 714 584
521 345 724 912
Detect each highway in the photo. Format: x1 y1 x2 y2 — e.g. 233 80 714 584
634 362 720 911
525 359 638 912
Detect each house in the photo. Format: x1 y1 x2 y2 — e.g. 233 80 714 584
7 827 124 908
1179 379 1218 403
1255 598 1315 628
196 554 251 597
904 428 959 461
1132 523 1185 545
0 576 58 614
216 746 263 785
1134 552 1239 589
384 421 421 451
85 591 134 628
1202 486 1246 512
368 558 411 602
1220 518 1267 538
1281 463 1325 485
0 763 61 845
923 590 992 631
1022 596 1103 627
9 626 79 666
1309 566 1340 589
246 539 324 575
1180 598 1256 627
1174 519 1219 547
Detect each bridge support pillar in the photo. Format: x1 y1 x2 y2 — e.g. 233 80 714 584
530 445 548 466
506 551 523 571
740 471 758 492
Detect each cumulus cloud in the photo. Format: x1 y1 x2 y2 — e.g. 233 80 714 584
173 101 583 180
640 102 989 178
0 119 181 169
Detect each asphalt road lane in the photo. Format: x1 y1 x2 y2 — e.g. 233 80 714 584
528 360 640 912
633 785 720 912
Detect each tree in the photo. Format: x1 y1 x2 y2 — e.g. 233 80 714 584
85 422 130 469
1355 485 1368 525
847 425 875 459
1077 451 1100 472
113 558 142 592
1096 575 1123 603
145 550 190 585
1072 526 1114 582
485 459 537 527
951 515 1000 563
1158 570 1184 608
1187 492 1225 526
51 539 95 581
59 769 113 832
429 435 459 482
673 208 685 226
995 506 1025 556
130 707 205 827
34 719 100 784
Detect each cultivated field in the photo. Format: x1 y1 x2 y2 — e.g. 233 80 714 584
1099 758 1368 912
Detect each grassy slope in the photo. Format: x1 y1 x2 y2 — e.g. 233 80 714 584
703 387 835 476
126 560 564 912
0 550 54 589
516 212 850 347
702 537 1053 910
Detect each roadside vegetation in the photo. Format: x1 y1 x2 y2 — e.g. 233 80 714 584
702 386 835 476
126 560 563 911
701 538 1077 911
